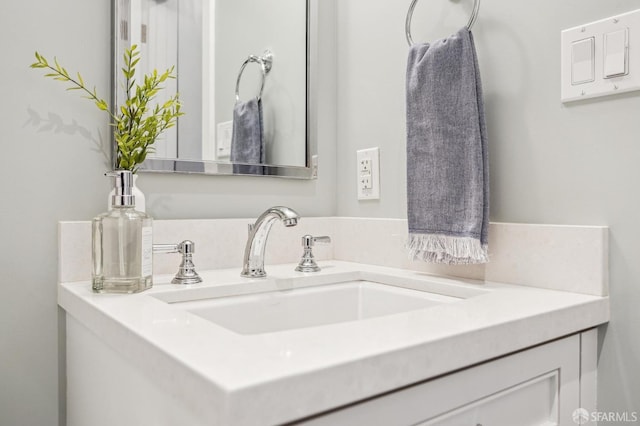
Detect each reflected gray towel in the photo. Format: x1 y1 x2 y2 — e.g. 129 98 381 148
406 28 489 264
230 97 265 165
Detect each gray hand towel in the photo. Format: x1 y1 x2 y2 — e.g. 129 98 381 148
406 28 489 264
230 97 265 165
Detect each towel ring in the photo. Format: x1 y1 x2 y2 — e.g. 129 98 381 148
235 50 273 102
406 0 481 46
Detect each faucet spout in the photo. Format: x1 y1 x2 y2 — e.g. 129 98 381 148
241 206 300 278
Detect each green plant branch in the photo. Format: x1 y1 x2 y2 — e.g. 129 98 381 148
31 46 183 172
30 52 115 122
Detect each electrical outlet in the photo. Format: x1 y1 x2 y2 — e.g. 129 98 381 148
216 121 233 159
311 155 318 179
359 158 372 175
360 175 372 190
357 147 380 200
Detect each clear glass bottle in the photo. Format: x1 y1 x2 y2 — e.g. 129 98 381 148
92 170 153 293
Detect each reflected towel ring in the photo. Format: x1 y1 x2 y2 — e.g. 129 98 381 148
235 50 273 102
406 0 481 46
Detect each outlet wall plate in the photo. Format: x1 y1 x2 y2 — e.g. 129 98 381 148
357 148 380 200
216 121 233 158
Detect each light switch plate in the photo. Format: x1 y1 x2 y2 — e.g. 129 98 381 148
561 8 640 102
357 148 380 200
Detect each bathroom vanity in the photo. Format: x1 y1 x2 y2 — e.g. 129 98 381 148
58 219 609 426
60 264 605 425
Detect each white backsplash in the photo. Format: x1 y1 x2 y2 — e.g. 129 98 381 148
333 219 608 297
58 218 335 284
59 218 608 296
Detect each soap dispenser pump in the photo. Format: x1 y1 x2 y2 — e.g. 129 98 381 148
92 170 153 293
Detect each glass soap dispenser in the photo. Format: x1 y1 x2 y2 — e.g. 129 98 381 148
92 170 153 293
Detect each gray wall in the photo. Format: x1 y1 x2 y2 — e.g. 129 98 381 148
336 0 640 416
177 0 204 160
1 2 110 424
0 1 336 425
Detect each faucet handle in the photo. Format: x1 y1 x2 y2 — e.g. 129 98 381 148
301 235 331 248
153 240 203 285
296 235 331 273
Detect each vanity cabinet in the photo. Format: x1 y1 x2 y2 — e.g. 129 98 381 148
66 309 597 426
296 331 597 426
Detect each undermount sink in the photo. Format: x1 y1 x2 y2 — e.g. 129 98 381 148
167 279 462 335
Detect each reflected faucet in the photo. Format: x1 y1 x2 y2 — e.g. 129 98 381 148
241 206 300 278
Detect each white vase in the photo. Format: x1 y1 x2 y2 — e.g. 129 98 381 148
108 174 146 212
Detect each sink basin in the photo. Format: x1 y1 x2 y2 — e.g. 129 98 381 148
171 280 461 335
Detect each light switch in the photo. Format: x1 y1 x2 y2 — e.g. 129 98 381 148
571 37 595 85
604 28 629 78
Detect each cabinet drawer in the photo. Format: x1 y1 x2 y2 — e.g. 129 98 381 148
420 371 559 426
296 335 580 426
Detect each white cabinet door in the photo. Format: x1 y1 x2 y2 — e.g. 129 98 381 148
418 371 560 426
297 334 582 426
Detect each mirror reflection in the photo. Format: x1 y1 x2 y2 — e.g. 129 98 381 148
114 0 311 177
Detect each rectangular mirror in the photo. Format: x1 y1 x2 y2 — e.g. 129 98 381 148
113 0 317 179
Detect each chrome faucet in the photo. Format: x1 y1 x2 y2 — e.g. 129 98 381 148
241 206 300 278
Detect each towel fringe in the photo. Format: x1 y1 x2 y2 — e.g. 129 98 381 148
407 233 488 265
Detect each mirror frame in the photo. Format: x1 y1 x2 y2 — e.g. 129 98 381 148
111 0 318 179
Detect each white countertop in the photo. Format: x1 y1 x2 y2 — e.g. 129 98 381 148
59 261 609 425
